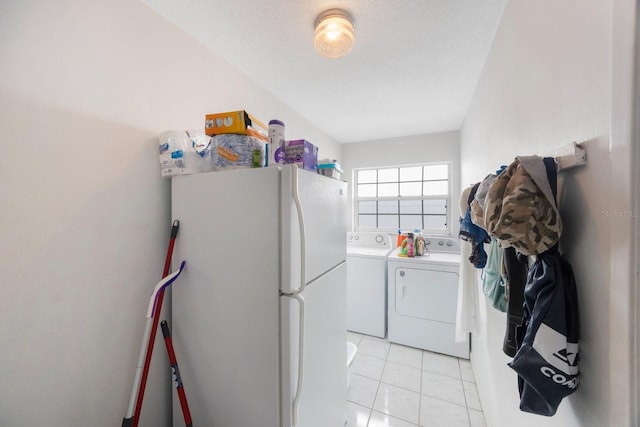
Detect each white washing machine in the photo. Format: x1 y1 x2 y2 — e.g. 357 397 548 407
387 236 469 359
346 231 393 338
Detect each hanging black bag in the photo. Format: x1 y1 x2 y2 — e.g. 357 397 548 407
508 248 580 416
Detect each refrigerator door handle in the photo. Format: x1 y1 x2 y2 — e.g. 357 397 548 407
291 165 306 295
281 165 307 424
286 292 305 426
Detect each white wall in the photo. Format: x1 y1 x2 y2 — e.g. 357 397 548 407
342 131 461 234
461 0 636 426
0 1 341 426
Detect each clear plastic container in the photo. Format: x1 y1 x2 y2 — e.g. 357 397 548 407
317 161 343 179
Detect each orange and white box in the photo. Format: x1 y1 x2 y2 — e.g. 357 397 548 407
204 110 267 139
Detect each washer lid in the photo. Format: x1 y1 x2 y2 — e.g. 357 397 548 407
347 246 395 258
387 247 461 265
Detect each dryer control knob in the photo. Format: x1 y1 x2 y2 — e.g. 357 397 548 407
375 235 384 243
438 240 444 246
446 241 453 246
399 271 405 277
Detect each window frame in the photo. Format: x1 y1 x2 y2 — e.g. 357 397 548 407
353 162 451 235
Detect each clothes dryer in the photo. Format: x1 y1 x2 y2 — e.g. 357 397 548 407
346 232 393 338
387 236 469 358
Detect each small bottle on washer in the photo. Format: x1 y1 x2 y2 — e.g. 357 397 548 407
414 229 426 256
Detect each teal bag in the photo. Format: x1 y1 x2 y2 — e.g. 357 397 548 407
482 238 508 312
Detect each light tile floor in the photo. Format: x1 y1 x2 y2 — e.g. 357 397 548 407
347 332 486 427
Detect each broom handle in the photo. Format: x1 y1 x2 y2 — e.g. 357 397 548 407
161 320 193 427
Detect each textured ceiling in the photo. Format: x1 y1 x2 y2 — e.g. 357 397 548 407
143 0 507 143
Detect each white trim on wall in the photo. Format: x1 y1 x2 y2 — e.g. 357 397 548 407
633 1 640 422
610 0 638 425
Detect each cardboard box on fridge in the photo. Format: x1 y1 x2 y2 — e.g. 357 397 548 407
284 139 318 171
204 110 267 139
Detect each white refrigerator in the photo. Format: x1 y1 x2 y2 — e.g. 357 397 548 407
170 165 347 427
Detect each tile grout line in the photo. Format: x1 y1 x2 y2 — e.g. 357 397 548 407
458 358 474 427
365 339 391 427
418 349 424 427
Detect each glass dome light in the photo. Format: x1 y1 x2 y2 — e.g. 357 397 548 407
314 9 355 59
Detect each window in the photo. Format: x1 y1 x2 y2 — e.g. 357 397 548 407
354 163 450 234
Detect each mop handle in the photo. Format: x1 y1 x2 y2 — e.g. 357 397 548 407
123 261 185 426
131 220 180 427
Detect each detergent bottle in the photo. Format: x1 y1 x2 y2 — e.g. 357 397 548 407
406 232 415 257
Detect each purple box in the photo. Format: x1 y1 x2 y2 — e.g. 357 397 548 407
284 139 318 171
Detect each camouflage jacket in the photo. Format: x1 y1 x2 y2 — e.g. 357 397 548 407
484 156 562 256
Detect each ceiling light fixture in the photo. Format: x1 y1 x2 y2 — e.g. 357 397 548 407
314 9 355 59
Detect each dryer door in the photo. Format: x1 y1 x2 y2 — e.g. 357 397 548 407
394 268 459 323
